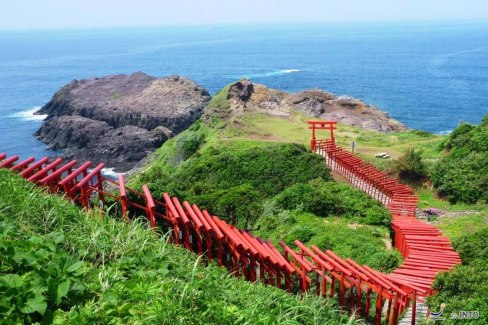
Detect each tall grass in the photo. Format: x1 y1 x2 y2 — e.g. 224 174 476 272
0 169 359 324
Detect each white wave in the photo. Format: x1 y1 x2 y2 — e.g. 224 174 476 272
102 168 123 179
279 69 301 74
8 107 47 121
234 69 301 79
436 130 453 135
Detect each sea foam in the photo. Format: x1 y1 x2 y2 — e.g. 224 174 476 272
232 69 301 79
8 107 47 121
436 130 453 135
101 168 123 179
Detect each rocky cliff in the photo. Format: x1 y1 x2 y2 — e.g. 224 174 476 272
35 73 211 171
206 80 406 132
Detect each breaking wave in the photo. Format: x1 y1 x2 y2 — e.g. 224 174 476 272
8 107 47 121
232 69 301 79
101 168 122 179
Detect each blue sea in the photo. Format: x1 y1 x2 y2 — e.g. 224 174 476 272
1 21 488 160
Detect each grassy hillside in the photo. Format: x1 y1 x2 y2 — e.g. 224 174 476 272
0 169 356 324
132 83 488 322
132 99 403 272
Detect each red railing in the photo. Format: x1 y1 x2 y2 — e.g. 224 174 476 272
1 129 460 325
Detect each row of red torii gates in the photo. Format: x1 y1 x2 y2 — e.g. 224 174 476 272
0 121 460 325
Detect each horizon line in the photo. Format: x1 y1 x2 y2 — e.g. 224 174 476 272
1 18 488 33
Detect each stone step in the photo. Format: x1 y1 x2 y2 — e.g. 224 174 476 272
398 302 428 325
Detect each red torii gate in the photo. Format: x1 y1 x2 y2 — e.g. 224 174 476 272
1 125 462 325
308 120 337 151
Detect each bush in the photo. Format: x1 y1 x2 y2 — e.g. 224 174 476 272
194 184 262 227
173 123 207 162
431 152 488 204
392 148 427 182
139 142 331 225
428 228 488 324
431 115 488 203
272 179 391 226
453 228 488 265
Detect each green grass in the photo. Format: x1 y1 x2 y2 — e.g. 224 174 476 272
416 188 488 212
131 113 402 274
238 111 446 159
433 213 488 242
0 169 356 324
208 83 232 111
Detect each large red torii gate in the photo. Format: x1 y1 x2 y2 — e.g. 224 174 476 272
308 120 337 151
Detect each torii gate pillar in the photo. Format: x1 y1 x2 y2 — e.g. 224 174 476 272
307 120 337 151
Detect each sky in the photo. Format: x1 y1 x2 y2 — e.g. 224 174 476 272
1 0 488 30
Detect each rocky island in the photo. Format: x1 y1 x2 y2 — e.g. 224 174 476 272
35 72 211 171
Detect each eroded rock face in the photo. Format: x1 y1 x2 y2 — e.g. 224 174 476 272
211 80 406 132
35 73 211 171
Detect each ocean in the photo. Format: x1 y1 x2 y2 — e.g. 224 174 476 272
1 21 488 160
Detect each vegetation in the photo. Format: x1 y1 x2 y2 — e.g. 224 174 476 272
110 87 488 322
271 179 390 227
207 83 232 111
434 213 488 241
0 169 356 324
133 111 401 272
392 148 427 183
256 213 400 272
428 227 488 324
431 115 488 204
136 138 331 227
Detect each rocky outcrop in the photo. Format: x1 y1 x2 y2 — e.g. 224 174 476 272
35 73 211 171
207 80 406 132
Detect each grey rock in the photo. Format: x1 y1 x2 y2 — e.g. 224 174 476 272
211 80 406 132
35 73 211 171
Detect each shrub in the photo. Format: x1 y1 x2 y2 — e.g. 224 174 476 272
255 212 401 272
272 179 391 226
431 115 488 203
194 184 262 227
140 142 331 225
431 152 488 204
428 228 488 324
392 148 427 182
173 124 206 162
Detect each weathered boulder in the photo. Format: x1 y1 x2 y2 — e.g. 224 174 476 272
35 73 211 171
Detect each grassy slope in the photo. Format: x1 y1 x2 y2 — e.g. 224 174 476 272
134 85 487 247
133 126 401 271
142 104 485 215
0 169 355 324
433 213 488 242
131 93 407 272
133 83 487 321
237 111 488 213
